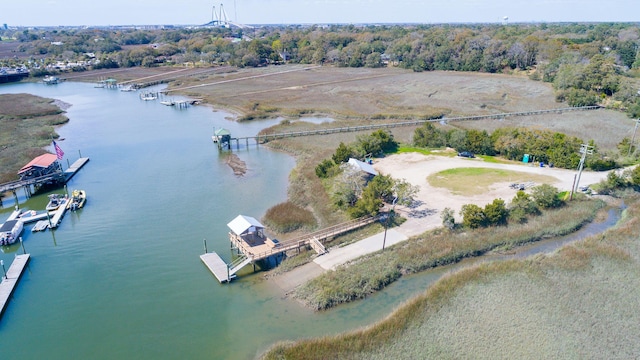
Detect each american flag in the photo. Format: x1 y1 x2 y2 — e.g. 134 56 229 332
53 140 64 160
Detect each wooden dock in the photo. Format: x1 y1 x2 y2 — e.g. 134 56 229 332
63 157 90 182
48 199 68 229
0 254 31 319
200 252 231 283
219 106 602 150
234 215 379 262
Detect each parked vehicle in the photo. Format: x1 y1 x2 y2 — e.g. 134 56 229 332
458 151 475 158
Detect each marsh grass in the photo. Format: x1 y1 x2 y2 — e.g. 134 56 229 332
428 167 558 196
263 194 640 360
0 94 68 183
294 198 604 310
263 201 317 233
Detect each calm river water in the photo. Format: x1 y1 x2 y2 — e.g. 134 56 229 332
0 81 441 359
0 81 623 359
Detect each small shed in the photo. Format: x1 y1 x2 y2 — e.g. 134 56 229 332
105 78 118 88
348 158 378 176
18 153 62 180
227 215 265 238
213 128 231 149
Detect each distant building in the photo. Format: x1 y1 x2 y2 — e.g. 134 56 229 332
348 158 378 176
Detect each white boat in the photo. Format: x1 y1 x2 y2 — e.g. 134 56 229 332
43 75 59 85
0 219 24 246
120 85 135 92
140 93 157 101
46 194 67 211
160 100 175 106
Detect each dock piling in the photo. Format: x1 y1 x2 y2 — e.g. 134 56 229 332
203 239 208 253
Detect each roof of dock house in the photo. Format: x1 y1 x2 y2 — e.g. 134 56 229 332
348 158 378 176
214 128 231 136
18 153 58 174
227 215 264 236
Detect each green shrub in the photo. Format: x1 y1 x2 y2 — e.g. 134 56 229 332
441 207 455 230
508 191 540 223
484 199 508 226
315 159 337 178
531 184 564 209
460 204 486 229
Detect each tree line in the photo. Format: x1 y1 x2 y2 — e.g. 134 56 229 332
1 23 639 116
413 122 626 170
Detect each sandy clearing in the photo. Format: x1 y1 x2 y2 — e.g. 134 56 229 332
373 153 610 237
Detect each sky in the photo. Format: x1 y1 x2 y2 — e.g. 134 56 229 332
2 0 639 27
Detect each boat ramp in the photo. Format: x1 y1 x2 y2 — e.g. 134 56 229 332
0 254 31 319
201 214 379 283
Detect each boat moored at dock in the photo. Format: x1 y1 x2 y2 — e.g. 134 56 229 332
68 189 86 211
46 194 67 212
0 220 24 246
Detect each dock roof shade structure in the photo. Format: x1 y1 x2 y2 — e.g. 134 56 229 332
18 153 58 175
348 158 378 176
227 215 264 236
214 128 231 136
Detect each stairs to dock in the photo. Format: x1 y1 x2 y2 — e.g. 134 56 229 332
228 255 252 277
310 237 327 255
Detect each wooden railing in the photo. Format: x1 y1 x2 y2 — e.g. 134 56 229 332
234 215 380 261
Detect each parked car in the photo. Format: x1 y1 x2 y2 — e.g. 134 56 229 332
458 151 475 158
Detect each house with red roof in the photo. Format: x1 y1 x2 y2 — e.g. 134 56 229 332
18 153 62 181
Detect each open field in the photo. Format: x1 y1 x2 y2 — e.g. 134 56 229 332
263 193 640 359
427 167 558 196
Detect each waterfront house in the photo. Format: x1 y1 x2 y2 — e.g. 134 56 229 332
18 153 62 181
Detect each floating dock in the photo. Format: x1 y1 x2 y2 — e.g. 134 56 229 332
200 252 232 283
0 254 31 319
48 199 68 229
63 157 90 182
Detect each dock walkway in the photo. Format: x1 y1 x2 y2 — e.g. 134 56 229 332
0 254 31 319
221 106 601 149
200 252 230 283
49 199 68 229
64 157 90 182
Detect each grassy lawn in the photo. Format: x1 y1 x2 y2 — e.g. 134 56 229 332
427 167 558 196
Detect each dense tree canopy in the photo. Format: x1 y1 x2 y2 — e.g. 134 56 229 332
2 23 639 115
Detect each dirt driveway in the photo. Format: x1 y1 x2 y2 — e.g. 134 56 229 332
373 153 610 237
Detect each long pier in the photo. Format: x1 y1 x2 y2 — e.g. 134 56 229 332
0 254 31 319
220 106 602 149
201 215 379 283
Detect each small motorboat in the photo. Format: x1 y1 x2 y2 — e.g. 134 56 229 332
0 219 24 246
46 194 67 211
69 189 86 211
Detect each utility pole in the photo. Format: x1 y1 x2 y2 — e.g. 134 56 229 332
628 119 640 157
571 143 594 199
